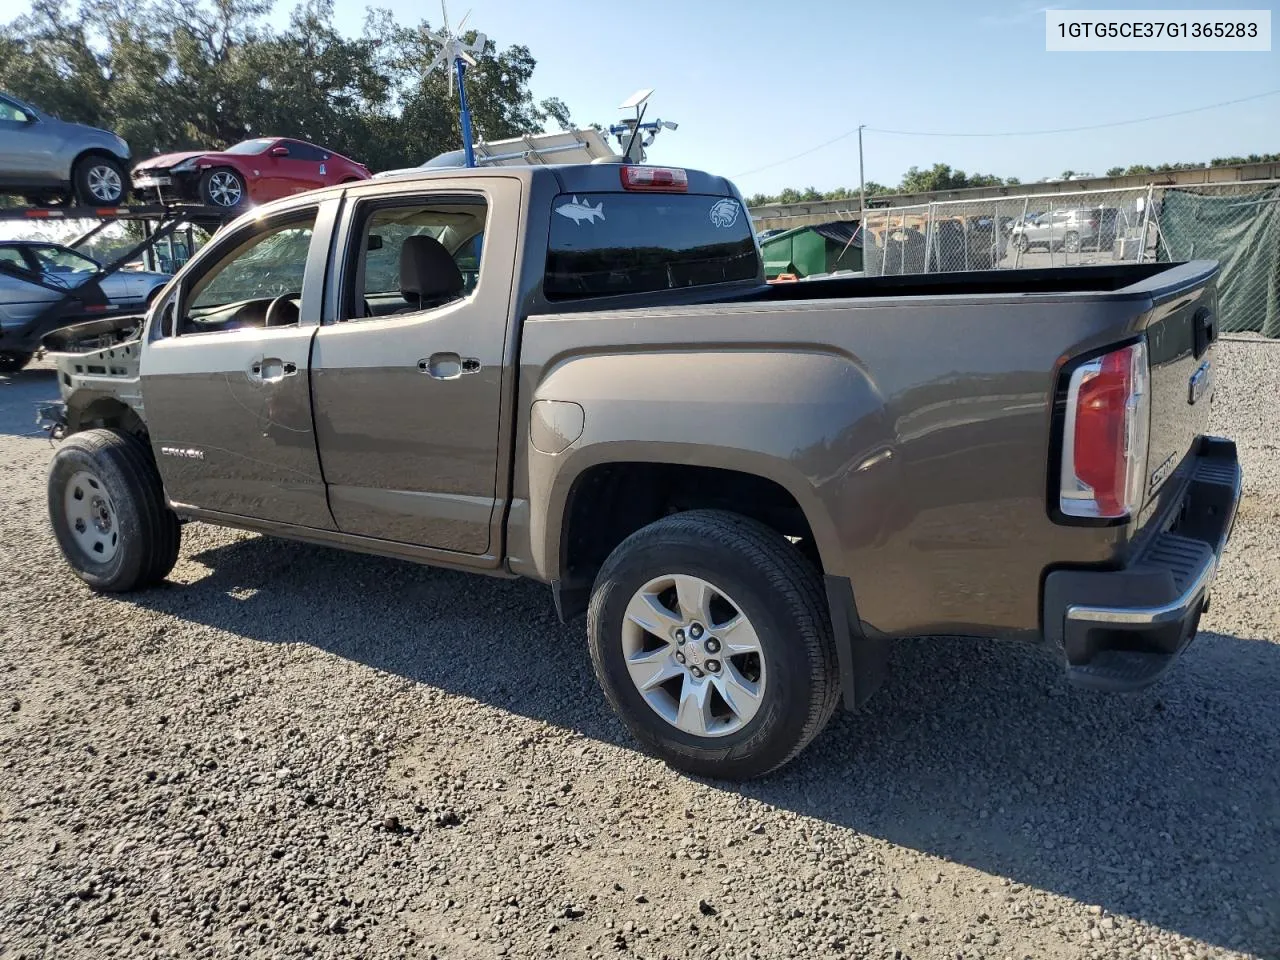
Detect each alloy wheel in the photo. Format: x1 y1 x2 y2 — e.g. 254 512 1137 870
620 573 766 738
208 172 244 207
87 164 123 203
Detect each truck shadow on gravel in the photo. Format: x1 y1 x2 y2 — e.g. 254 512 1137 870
133 533 1279 958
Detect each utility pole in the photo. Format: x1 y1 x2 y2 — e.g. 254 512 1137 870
857 124 867 238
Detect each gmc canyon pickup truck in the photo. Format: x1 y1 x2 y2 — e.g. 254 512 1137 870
40 163 1241 779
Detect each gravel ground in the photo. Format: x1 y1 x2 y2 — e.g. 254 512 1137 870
1 340 1277 960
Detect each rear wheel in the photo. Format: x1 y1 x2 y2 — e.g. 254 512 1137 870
587 510 839 780
199 168 246 208
1015 234 1030 253
0 351 34 374
73 154 127 205
48 429 181 592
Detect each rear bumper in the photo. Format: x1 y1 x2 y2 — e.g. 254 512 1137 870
1042 435 1242 692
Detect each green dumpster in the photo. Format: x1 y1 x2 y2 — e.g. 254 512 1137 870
759 220 862 279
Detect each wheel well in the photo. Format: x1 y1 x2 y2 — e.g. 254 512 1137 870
71 148 126 175
69 397 147 441
557 463 820 618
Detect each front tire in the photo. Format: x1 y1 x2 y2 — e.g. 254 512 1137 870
587 510 839 780
48 429 181 592
73 154 127 205
199 168 246 208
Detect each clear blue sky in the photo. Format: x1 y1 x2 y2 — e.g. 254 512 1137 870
12 0 1280 193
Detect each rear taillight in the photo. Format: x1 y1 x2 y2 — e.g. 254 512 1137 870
1059 341 1150 519
620 165 688 192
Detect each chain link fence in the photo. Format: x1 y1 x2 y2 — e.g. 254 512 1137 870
861 186 1155 275
859 181 1280 336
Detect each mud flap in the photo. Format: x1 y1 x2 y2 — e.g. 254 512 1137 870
824 575 889 711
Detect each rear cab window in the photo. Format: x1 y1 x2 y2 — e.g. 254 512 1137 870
544 192 758 300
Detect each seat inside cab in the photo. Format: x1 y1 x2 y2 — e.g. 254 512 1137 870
352 201 486 320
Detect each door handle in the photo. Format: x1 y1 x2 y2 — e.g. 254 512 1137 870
418 353 481 380
248 358 298 382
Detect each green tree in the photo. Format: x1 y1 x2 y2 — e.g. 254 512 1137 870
0 0 575 174
898 163 1006 193
1210 153 1279 165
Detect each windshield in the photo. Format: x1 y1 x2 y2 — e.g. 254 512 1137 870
224 138 276 156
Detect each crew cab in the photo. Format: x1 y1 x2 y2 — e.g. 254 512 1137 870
39 163 1241 779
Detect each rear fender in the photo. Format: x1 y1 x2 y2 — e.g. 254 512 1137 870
524 348 892 584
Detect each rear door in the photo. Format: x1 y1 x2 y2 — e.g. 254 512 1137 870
309 177 520 556
139 198 340 528
0 245 57 331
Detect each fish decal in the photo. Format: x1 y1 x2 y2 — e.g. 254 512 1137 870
555 196 606 225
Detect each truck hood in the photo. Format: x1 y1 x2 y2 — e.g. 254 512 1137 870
133 151 210 172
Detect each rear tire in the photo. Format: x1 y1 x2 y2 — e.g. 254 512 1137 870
72 154 127 205
587 509 839 780
48 429 181 592
0 351 34 374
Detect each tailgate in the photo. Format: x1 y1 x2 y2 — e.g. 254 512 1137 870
1133 261 1219 508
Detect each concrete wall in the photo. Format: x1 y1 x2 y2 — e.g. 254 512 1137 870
748 162 1280 232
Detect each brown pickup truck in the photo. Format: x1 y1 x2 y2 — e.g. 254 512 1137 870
40 163 1241 779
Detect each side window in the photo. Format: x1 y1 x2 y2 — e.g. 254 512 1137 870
177 210 317 335
0 98 30 123
0 248 29 271
343 197 488 321
288 142 326 162
29 245 97 275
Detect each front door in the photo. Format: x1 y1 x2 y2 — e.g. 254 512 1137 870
310 179 519 556
0 97 56 183
267 141 326 199
139 199 339 528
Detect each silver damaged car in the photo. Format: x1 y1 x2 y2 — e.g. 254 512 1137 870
0 92 131 206
0 241 169 372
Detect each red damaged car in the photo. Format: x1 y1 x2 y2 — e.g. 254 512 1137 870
131 136 370 208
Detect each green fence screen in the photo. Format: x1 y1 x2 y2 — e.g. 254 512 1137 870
1157 185 1280 337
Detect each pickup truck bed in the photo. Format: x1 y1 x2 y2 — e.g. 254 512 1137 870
39 164 1241 779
